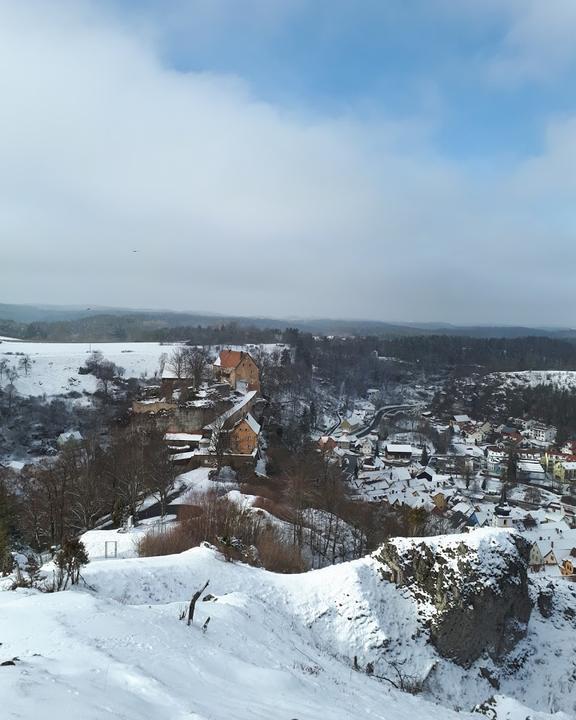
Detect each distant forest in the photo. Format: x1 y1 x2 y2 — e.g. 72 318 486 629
379 335 576 372
2 314 576 375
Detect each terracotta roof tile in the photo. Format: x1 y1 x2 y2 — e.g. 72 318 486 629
218 350 244 369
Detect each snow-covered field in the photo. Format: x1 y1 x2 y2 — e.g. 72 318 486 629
0 340 288 401
0 532 573 719
0 340 179 399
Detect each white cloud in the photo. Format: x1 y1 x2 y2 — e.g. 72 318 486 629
0 0 574 325
484 0 576 85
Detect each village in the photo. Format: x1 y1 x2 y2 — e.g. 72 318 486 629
317 401 576 580
2 336 576 582
124 343 576 582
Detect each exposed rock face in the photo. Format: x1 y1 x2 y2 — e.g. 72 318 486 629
374 529 532 667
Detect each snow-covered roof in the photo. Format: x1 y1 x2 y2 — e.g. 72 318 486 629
171 450 197 461
518 460 545 473
244 413 261 435
385 444 413 454
57 430 83 444
340 411 364 428
451 502 476 517
164 433 204 443
205 390 257 430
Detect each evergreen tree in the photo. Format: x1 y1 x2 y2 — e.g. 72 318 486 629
420 446 430 466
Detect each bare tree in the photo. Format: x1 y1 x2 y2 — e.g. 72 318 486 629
210 416 229 474
0 358 8 383
6 366 19 384
95 361 117 399
142 427 177 518
18 354 32 376
184 347 209 389
4 382 18 415
168 348 188 379
158 352 168 378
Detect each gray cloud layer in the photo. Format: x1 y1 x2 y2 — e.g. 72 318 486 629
0 1 575 325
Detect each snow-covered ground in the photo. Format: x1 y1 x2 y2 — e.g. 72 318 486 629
492 370 576 392
0 340 290 401
0 340 180 399
0 531 573 719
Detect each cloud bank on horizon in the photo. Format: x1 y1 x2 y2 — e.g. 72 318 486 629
1 0 575 325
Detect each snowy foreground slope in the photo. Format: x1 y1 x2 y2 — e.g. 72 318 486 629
0 533 573 719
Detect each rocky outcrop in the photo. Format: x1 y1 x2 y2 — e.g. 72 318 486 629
374 529 532 667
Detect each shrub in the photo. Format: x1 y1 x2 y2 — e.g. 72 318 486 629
137 524 194 557
137 489 307 573
255 529 306 574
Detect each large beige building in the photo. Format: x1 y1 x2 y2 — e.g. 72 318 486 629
213 350 260 393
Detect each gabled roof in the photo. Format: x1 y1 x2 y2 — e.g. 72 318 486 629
385 444 413 454
244 413 261 435
204 390 257 430
216 350 249 369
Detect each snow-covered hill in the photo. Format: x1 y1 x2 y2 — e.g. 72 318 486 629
490 370 576 392
0 531 573 719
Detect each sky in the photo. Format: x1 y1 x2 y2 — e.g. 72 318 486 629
1 0 576 326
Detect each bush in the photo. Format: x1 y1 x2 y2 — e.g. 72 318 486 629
137 524 195 557
137 489 307 573
255 529 306 574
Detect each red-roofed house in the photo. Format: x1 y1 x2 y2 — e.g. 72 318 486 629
213 350 260 393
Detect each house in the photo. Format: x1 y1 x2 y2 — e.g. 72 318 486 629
556 461 576 483
561 554 576 577
561 495 576 519
335 433 355 450
57 430 83 446
450 501 478 527
213 350 260 393
318 436 337 454
541 544 559 567
432 491 448 511
517 459 546 482
486 446 506 475
204 390 257 433
356 434 377 457
164 432 204 453
465 422 492 444
228 414 261 455
384 444 413 463
528 543 545 571
338 411 364 434
522 421 557 445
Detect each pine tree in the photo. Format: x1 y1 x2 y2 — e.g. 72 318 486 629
420 446 429 467
0 525 14 576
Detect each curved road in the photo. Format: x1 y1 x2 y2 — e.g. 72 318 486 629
355 403 423 438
